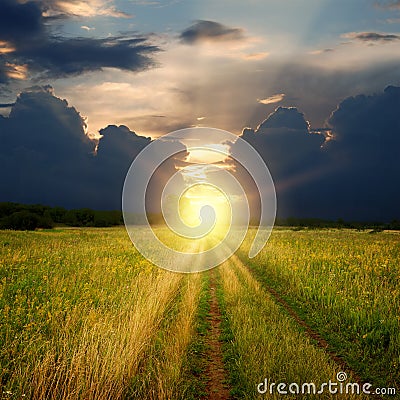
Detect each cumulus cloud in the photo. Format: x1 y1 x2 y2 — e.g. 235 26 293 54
319 85 400 221
1 85 399 221
0 86 154 209
94 125 152 208
342 31 400 42
0 86 96 206
0 0 45 44
235 107 324 181
179 20 245 44
256 107 310 131
234 89 400 221
228 107 326 219
0 0 158 82
327 85 400 161
257 94 285 105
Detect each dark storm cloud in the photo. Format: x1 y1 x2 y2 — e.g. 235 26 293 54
0 86 154 209
0 0 45 44
255 107 310 131
0 63 7 84
179 20 245 44
1 85 400 220
318 86 400 221
230 107 327 219
343 31 400 42
20 36 159 78
95 125 151 208
235 89 400 221
326 85 400 163
0 0 159 81
0 103 15 108
0 86 96 207
248 59 400 129
86 124 184 210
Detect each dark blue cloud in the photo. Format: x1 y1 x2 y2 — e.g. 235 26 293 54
179 20 245 44
0 0 44 44
0 86 152 209
0 86 95 207
321 86 400 221
19 36 159 79
1 85 399 221
231 107 328 220
0 0 159 82
95 125 151 209
235 89 400 221
344 31 400 42
235 107 325 183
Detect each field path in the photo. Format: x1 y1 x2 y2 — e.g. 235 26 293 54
238 255 382 396
204 270 231 400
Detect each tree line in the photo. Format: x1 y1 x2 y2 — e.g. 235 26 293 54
0 202 399 231
274 217 400 231
0 203 123 230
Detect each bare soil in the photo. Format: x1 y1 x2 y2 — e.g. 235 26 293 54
203 272 231 400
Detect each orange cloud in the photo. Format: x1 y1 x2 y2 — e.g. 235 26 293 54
5 63 28 80
0 41 15 54
43 0 132 18
242 52 269 60
257 94 285 105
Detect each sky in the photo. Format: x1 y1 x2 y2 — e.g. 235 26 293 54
1 0 400 221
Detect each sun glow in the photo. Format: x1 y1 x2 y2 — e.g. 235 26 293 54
179 184 231 235
186 144 230 164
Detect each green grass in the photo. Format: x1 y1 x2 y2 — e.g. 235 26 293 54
0 227 398 398
238 228 400 389
0 228 203 399
216 256 369 399
182 272 211 400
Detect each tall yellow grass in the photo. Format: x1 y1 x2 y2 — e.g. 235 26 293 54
219 255 369 399
0 229 203 399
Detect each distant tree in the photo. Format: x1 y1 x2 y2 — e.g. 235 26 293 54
0 211 39 230
48 207 67 223
388 220 400 230
64 208 95 226
0 203 21 218
40 210 55 229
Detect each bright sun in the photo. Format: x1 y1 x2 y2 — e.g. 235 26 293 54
178 184 231 236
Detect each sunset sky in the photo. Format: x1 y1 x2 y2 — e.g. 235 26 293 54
2 0 400 135
1 0 400 220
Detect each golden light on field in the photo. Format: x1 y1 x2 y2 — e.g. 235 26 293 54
123 127 276 272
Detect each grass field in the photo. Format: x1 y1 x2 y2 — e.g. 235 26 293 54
0 227 399 399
